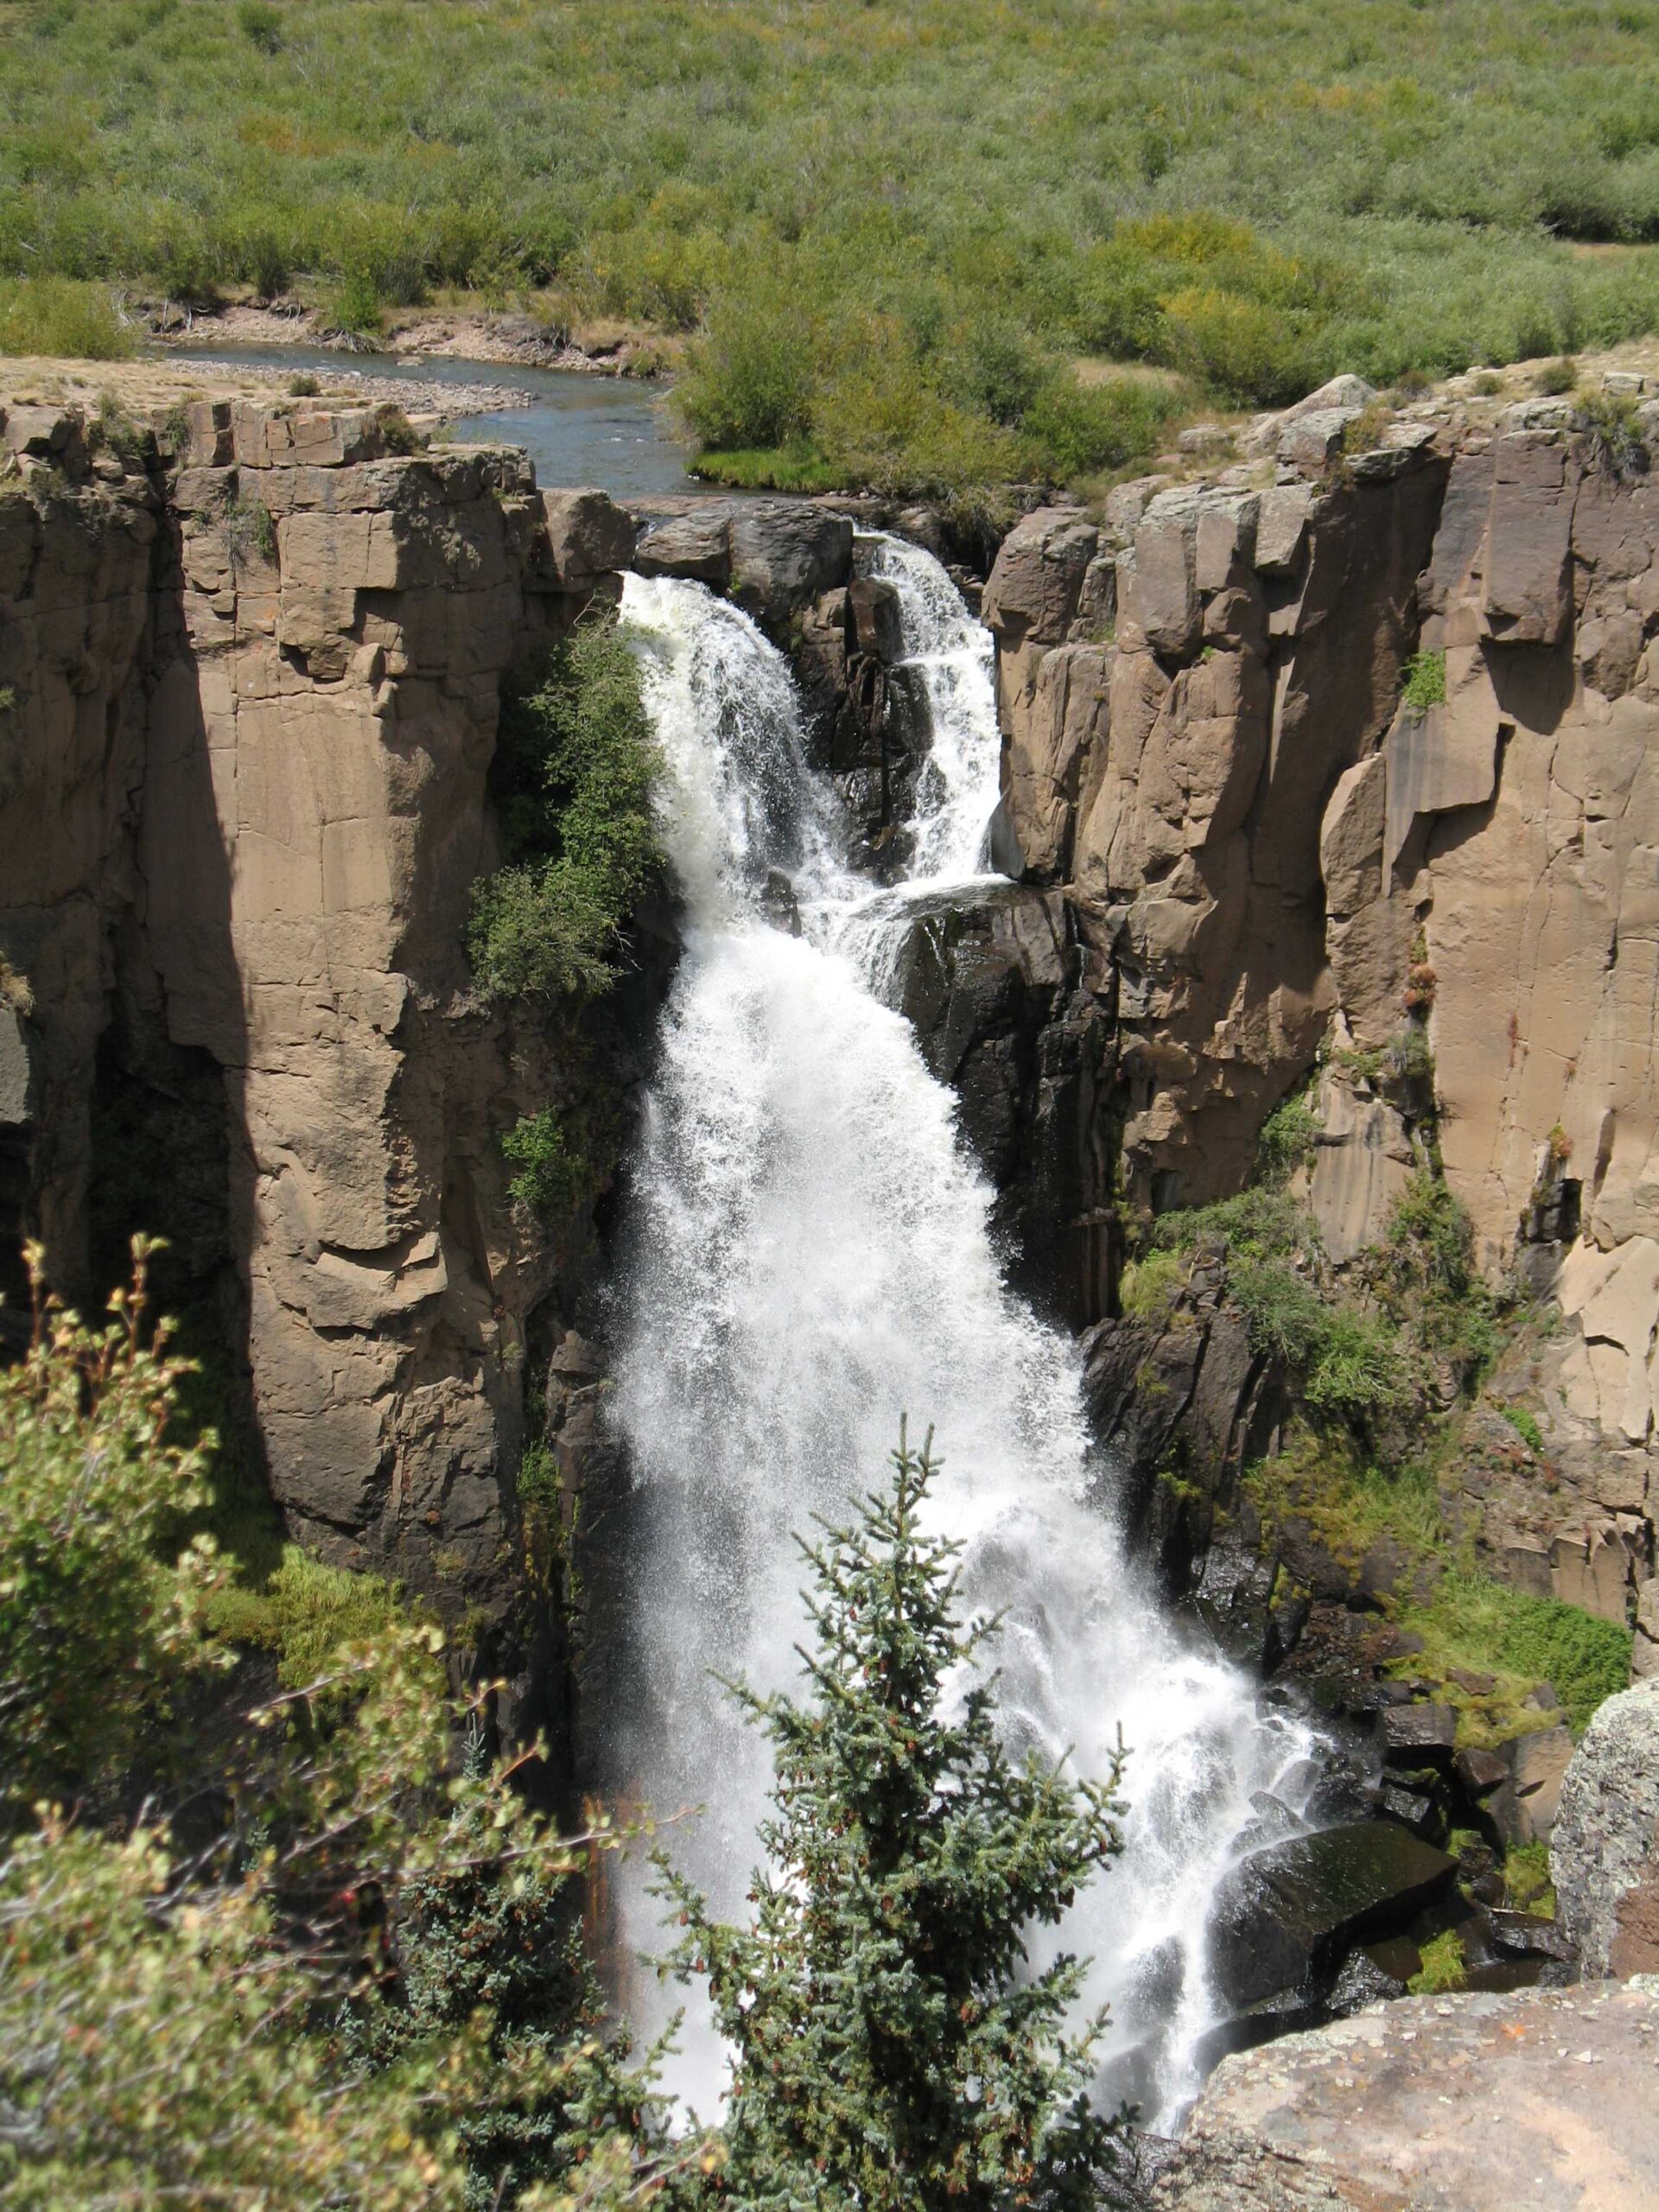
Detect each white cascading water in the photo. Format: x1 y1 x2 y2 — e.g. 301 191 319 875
604 543 1319 2133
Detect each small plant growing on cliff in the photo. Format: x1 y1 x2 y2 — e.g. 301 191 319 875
1535 356 1578 397
1576 389 1649 481
501 1108 584 1217
374 402 423 455
1256 1090 1320 1186
222 493 276 572
468 620 661 1001
1499 1403 1544 1453
658 1424 1131 2212
1400 647 1446 713
288 372 321 398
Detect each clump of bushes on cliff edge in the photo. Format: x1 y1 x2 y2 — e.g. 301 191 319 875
468 620 660 1002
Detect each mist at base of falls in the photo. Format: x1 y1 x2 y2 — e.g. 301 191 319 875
594 547 1319 2133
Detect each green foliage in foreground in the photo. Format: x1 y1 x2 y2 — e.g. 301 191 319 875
11 3 1659 487
0 1239 227 1815
468 620 660 1002
658 1426 1131 2212
1396 1572 1632 1738
0 1245 689 2212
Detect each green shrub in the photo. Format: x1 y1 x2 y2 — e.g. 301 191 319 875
0 276 135 360
1400 647 1447 711
0 1241 225 1813
287 372 321 398
501 1108 582 1217
1016 372 1178 482
1256 1091 1321 1185
468 620 660 1002
235 0 283 53
675 287 816 452
1535 355 1579 394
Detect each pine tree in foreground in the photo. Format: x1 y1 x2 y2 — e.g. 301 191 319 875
658 1424 1131 2212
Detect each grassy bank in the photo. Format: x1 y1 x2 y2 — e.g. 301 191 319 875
5 1 1659 492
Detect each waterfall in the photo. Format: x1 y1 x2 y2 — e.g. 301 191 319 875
603 548 1318 2133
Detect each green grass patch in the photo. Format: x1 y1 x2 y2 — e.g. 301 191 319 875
690 444 844 494
1395 1572 1632 1739
1499 1403 1544 1453
1244 1422 1448 1575
1503 1841 1557 1918
207 1543 407 1689
1408 1928 1467 1995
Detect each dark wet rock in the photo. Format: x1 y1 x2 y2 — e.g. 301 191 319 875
1210 1820 1457 2010
1381 1700 1458 1763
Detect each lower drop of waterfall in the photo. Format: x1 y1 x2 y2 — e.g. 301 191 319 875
601 554 1319 2135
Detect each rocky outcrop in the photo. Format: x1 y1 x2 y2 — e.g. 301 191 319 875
1 397 639 1619
982 401 1659 1637
1553 1678 1659 1979
1154 1981 1659 2210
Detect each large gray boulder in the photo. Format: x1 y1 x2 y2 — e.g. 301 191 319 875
1154 1982 1659 2210
1552 1676 1659 1978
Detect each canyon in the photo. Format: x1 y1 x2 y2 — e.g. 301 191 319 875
4 364 1659 2190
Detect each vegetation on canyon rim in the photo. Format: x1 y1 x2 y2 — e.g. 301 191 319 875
8 1 1659 491
0 1253 1124 2208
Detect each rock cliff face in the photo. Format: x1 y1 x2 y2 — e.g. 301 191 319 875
981 402 1659 1649
1 398 642 1625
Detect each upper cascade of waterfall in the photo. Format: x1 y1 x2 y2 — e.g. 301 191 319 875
854 531 1004 885
607 558 1319 2134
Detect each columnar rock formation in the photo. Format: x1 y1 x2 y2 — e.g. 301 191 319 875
1 398 639 1611
980 397 1659 1647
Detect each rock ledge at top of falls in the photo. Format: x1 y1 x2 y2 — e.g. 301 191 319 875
1153 1980 1659 2211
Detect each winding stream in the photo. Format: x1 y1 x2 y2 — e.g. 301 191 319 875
602 544 1320 2132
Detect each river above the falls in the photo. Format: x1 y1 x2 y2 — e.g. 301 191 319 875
162 342 710 498
594 536 1326 2133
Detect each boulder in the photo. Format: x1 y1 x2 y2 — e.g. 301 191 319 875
1209 1821 1457 2009
632 507 733 588
1154 1983 1659 2211
1553 1678 1659 1978
1500 1724 1575 1847
727 500 855 631
538 487 636 587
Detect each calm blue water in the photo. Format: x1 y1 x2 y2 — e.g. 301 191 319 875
167 343 709 498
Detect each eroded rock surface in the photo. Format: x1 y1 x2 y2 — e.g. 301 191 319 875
1155 1981 1659 2211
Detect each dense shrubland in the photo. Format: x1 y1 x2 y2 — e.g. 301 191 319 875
2 1255 1123 2205
6 1 1659 489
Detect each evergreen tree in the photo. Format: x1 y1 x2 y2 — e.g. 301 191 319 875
658 1425 1130 2212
